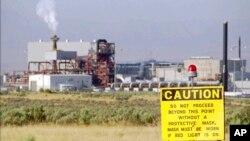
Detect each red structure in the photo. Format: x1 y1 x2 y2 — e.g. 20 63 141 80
85 40 115 87
11 70 29 84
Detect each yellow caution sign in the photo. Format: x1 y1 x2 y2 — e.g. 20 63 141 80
160 86 224 141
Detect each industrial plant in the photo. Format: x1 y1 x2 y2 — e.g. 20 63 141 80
1 34 250 94
1 35 115 91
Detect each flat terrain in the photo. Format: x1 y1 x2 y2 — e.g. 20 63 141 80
1 125 231 141
1 125 161 141
0 92 249 141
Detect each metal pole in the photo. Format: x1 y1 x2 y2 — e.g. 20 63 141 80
43 74 44 90
114 45 116 86
239 37 241 59
233 59 235 92
239 37 243 92
241 65 243 92
174 68 176 81
164 67 166 81
191 77 193 87
223 22 228 91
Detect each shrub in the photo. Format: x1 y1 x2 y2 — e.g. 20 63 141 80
79 108 92 125
44 89 53 93
21 135 36 141
45 108 68 123
225 106 250 133
141 112 154 124
131 110 141 124
0 93 160 126
23 105 45 122
115 94 132 101
1 109 27 125
56 111 79 124
39 88 44 92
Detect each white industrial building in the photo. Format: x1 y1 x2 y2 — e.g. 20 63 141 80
28 41 94 62
184 56 222 81
27 40 95 71
29 74 92 91
227 58 247 72
154 64 187 81
234 81 250 94
116 61 187 82
184 56 247 81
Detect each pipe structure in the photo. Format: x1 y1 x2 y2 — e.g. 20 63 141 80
223 22 228 91
28 61 51 72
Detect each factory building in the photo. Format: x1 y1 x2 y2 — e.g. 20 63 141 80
184 56 222 81
115 60 186 82
230 72 250 81
26 35 115 88
29 74 91 91
234 81 250 94
184 56 246 81
116 62 152 81
28 40 93 64
154 63 187 81
227 58 247 72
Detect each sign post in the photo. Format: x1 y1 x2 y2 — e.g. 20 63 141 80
160 86 224 141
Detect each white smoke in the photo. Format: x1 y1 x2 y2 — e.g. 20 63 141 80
36 0 58 33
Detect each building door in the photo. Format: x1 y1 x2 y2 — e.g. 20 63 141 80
30 81 37 91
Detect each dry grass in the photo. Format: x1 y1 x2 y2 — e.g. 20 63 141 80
0 93 113 101
0 92 158 103
0 93 245 141
0 125 230 141
0 125 161 141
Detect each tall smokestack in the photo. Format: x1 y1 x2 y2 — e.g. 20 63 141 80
50 35 59 73
51 35 59 50
223 22 228 91
239 36 241 59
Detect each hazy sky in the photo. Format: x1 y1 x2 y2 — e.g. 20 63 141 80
1 0 250 73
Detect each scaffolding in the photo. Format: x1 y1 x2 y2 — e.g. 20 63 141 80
85 40 115 87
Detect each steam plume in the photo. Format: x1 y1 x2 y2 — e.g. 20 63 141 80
36 0 58 33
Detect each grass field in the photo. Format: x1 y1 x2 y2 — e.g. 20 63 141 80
0 92 249 141
1 125 161 141
1 125 231 141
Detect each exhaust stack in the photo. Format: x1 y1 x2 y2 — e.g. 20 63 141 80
223 22 228 91
51 35 59 50
51 35 59 73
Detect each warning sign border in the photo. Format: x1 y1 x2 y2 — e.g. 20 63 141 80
160 85 225 141
161 86 224 101
161 85 224 91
